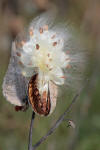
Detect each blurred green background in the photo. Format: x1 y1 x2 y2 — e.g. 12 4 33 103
0 0 100 150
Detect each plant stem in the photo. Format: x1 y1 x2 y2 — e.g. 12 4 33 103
28 111 35 150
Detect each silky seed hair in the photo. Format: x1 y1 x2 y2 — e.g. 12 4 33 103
15 11 86 95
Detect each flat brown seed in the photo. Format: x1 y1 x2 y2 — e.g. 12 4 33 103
18 61 23 65
16 52 21 57
46 64 49 68
47 53 50 57
20 41 25 46
39 28 43 34
49 68 52 71
49 58 52 61
53 42 57 46
51 35 56 39
66 64 71 69
43 25 48 31
42 91 47 100
29 29 34 36
36 44 40 50
60 76 66 79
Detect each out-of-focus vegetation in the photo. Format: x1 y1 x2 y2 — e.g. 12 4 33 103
0 0 100 150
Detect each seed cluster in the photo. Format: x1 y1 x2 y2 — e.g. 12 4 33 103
28 74 51 116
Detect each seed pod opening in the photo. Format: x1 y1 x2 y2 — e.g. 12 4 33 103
28 74 58 116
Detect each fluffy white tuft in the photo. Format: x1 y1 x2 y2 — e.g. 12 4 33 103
15 11 86 94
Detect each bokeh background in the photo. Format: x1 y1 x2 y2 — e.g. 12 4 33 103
0 0 100 150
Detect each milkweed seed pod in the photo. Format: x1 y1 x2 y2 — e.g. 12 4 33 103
2 11 86 116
